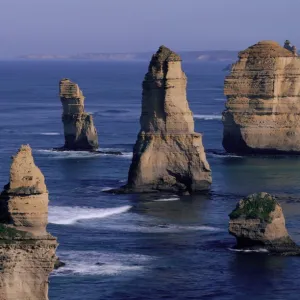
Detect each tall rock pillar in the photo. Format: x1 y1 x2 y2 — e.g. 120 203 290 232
126 46 212 194
0 145 58 300
59 79 99 151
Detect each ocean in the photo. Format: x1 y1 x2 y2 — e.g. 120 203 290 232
1 60 300 300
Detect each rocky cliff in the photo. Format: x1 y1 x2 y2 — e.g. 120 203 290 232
222 40 300 154
0 145 58 300
229 192 300 255
59 79 99 151
124 46 211 194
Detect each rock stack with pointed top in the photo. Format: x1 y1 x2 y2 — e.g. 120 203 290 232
125 46 211 194
59 78 98 151
229 192 300 255
0 145 58 300
222 40 300 154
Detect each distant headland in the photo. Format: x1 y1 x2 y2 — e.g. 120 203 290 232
17 50 239 62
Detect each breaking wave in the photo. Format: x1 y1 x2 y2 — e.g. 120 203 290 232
101 187 114 192
120 152 133 158
104 224 223 234
207 153 243 159
37 150 102 159
153 197 180 202
228 248 269 253
37 149 132 159
52 250 152 277
39 132 61 136
49 205 131 225
98 148 133 158
193 114 222 120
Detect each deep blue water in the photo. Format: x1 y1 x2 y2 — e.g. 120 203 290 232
1 61 300 300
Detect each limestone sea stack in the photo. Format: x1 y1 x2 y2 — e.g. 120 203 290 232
223 40 300 154
0 145 58 300
59 78 99 151
124 46 211 194
229 192 300 255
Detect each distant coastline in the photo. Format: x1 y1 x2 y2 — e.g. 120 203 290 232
17 50 238 62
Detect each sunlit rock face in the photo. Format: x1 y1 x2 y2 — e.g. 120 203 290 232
59 79 99 151
126 46 212 194
223 40 300 154
0 145 57 300
229 192 300 255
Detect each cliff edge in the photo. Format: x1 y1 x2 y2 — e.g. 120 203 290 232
223 40 300 154
0 145 58 300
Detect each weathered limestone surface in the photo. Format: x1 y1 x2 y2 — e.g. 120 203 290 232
59 79 99 151
223 40 300 154
0 145 58 300
125 46 211 194
229 192 300 255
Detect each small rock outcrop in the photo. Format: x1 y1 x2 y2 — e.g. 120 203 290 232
59 78 98 151
229 192 300 255
0 145 58 300
284 40 297 56
123 46 211 194
222 40 300 154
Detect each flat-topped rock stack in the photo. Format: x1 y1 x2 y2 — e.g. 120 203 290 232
123 46 211 194
0 145 58 300
59 79 99 151
229 192 300 255
223 40 300 154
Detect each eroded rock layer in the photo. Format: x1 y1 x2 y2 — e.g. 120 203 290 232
0 145 57 300
126 46 211 194
223 40 300 154
59 79 98 151
229 192 300 255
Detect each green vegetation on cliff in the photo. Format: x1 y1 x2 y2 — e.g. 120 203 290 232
0 224 28 240
229 193 276 223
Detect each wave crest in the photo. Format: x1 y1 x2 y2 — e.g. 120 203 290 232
193 114 222 120
52 251 152 277
228 248 269 253
49 205 131 225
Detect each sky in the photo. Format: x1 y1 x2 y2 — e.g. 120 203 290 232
0 0 299 58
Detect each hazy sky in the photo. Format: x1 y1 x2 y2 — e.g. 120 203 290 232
0 0 299 57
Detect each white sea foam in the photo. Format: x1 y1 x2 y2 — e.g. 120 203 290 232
121 152 133 158
153 197 180 202
51 251 152 277
37 150 102 159
101 187 113 192
98 147 122 152
98 148 133 158
208 153 242 158
37 148 132 159
228 248 269 253
193 114 222 120
39 132 61 136
49 205 131 225
105 224 222 233
214 98 226 101
184 225 222 232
